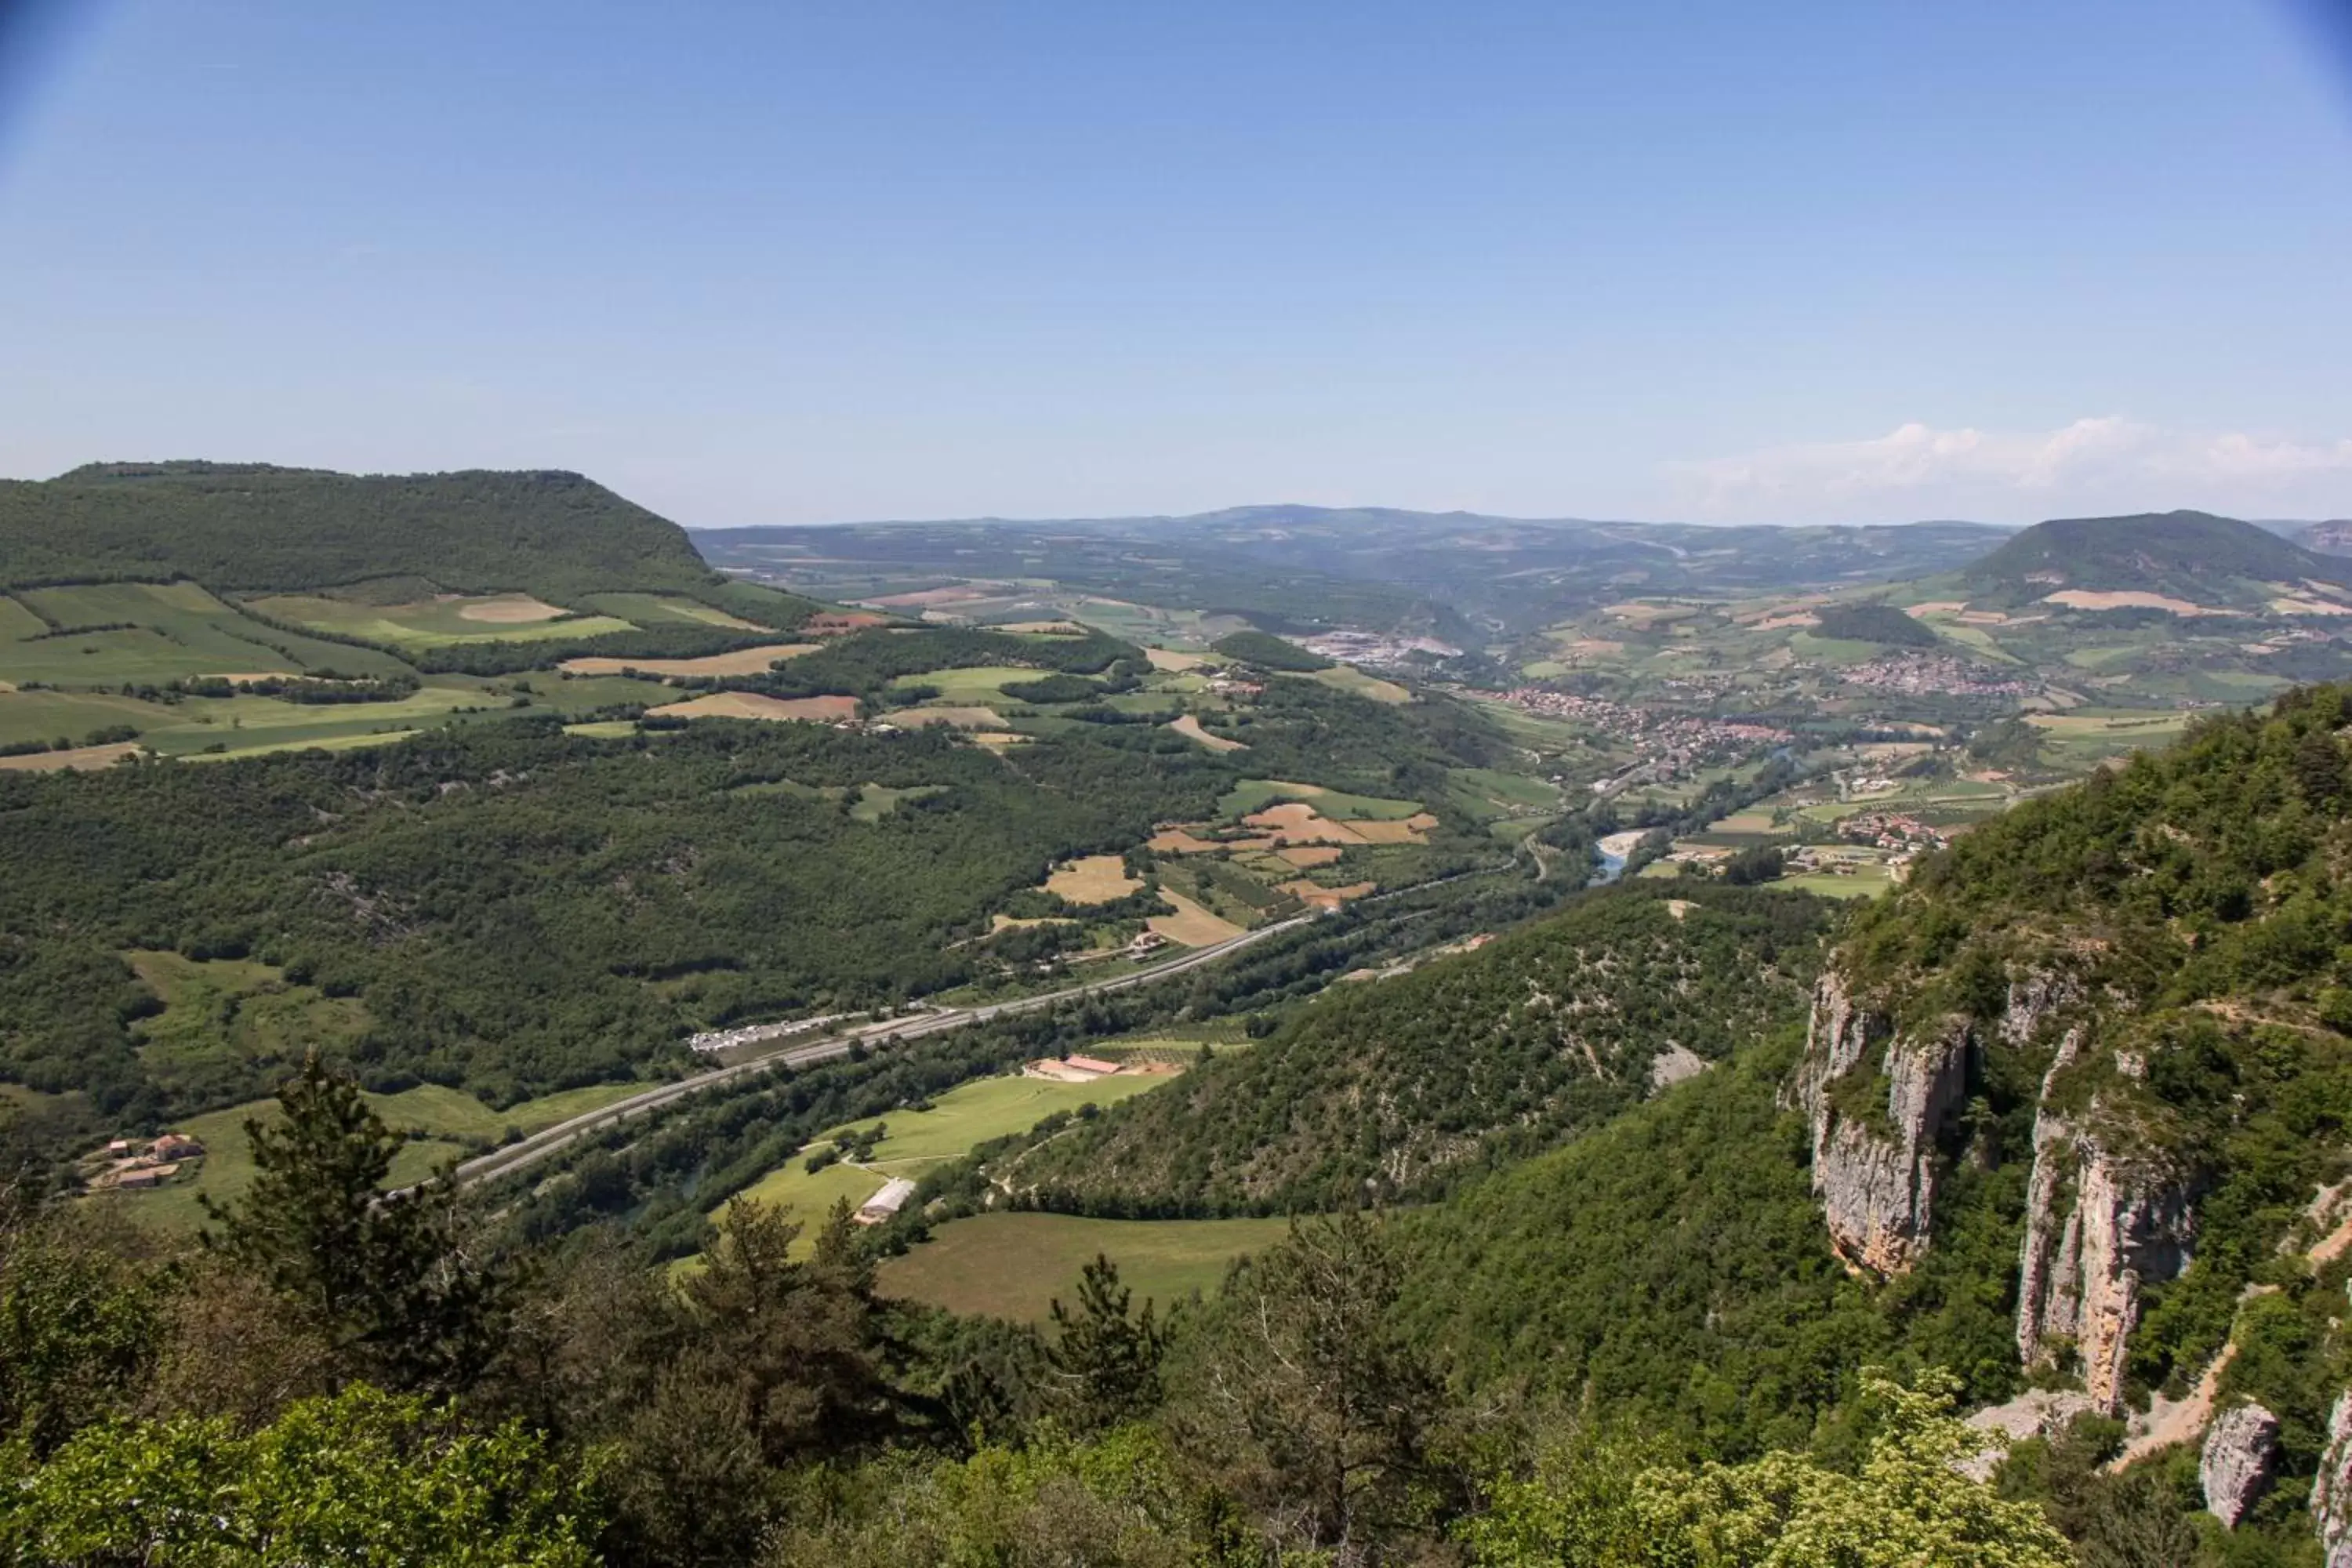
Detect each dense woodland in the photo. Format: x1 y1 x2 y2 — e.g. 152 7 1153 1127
0 658 1530 1123
0 718 1233 1119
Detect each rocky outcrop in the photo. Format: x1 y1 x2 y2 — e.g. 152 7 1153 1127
1958 1388 2103 1483
2315 1392 2352 1567
1792 967 1971 1275
2013 1029 2200 1410
2201 1403 2281 1526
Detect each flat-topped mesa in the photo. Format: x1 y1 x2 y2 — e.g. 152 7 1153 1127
1790 966 1971 1276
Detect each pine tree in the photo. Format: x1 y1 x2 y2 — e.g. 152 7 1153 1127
1046 1253 1170 1429
201 1051 505 1394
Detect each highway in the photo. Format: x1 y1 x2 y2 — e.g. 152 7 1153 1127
445 914 1315 1192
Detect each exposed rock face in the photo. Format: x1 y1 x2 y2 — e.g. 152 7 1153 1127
2201 1403 2281 1526
1796 958 2204 1406
1791 967 1970 1275
2014 1031 2199 1410
1958 1388 2102 1483
2315 1392 2352 1567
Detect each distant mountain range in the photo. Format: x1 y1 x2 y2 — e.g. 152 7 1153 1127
697 507 2014 636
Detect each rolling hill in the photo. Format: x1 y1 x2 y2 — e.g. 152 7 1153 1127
1961 508 2352 608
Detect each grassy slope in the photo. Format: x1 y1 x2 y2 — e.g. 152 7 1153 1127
722 1072 1174 1233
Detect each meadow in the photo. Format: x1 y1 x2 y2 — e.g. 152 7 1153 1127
575 591 767 630
1308 665 1410 704
877 1211 1292 1321
711 1070 1175 1258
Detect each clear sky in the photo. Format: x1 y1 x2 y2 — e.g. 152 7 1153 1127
3 1 2350 527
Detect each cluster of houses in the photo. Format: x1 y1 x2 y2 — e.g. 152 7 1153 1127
1835 810 1948 851
93 1131 205 1190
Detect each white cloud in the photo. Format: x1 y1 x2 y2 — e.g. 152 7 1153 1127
1675 417 2352 522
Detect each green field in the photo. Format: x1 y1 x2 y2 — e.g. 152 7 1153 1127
1217 778 1424 820
139 683 498 754
0 688 174 747
577 592 765 630
125 951 372 1107
1780 869 1894 900
1448 765 1563 814
0 582 412 684
245 592 636 648
1309 665 1410 703
877 1211 1293 1322
885 665 1045 702
834 1073 1168 1163
713 1070 1176 1254
0 677 510 758
849 782 947 821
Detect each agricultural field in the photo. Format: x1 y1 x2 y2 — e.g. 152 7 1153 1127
887 665 1046 703
244 590 636 647
648 691 861 723
0 582 412 684
575 591 768 630
557 643 816 677
1043 855 1142 904
2023 708 2193 768
136 683 505 757
1149 889 1248 946
1309 665 1410 704
877 1211 1292 1322
713 1069 1178 1258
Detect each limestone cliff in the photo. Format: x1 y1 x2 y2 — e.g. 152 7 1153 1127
2011 1022 2202 1409
1789 967 1970 1275
1795 956 2202 1407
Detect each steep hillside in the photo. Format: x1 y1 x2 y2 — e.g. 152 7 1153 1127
0 462 717 597
1000 883 1830 1214
1396 688 2352 1554
1963 509 2352 606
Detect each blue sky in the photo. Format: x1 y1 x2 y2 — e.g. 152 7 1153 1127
2 1 2350 526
